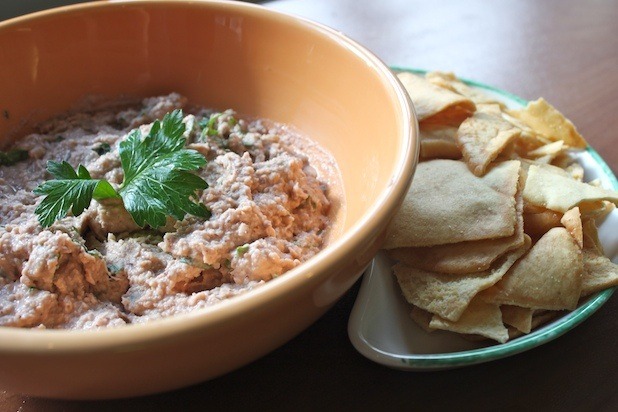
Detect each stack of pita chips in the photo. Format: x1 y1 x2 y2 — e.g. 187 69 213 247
386 71 618 343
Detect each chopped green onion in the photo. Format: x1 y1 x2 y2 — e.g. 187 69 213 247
0 149 28 166
236 244 250 256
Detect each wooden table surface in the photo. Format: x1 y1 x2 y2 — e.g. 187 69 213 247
2 0 617 410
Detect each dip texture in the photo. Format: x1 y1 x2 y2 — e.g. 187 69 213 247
0 94 338 329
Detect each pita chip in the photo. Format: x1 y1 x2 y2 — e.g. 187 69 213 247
481 227 583 311
397 72 476 124
429 297 509 343
579 200 615 220
419 125 461 160
386 178 524 274
564 162 585 182
580 248 618 298
425 71 505 107
507 98 587 149
560 207 584 249
523 209 563 240
384 159 520 248
500 305 534 334
582 218 604 255
502 111 552 156
527 140 564 157
393 237 530 322
523 164 618 212
508 310 562 340
386 230 524 274
457 104 521 176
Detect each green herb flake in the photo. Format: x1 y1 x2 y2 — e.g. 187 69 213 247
200 114 221 138
55 135 64 142
87 249 103 258
92 142 111 155
236 244 250 256
0 149 29 166
179 257 213 270
107 263 123 275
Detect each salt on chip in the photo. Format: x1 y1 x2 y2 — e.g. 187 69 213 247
523 164 618 212
429 297 509 343
481 227 583 311
507 98 587 149
397 72 476 124
393 237 530 322
384 159 520 248
457 104 521 176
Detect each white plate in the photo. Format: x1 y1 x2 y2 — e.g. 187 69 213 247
348 69 618 370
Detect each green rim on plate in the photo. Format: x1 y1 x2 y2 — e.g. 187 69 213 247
388 67 617 368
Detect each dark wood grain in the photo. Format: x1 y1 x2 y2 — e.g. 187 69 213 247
2 0 617 411
268 0 618 174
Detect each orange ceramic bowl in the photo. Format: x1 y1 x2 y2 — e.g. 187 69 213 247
0 0 418 399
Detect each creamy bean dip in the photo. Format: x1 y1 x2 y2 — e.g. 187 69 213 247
0 94 340 329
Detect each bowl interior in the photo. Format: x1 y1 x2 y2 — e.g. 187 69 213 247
0 0 412 238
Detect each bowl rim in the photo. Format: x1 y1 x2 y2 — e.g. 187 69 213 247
0 0 418 353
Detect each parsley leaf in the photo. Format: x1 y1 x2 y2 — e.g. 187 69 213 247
117 110 209 227
33 161 118 227
34 109 209 228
